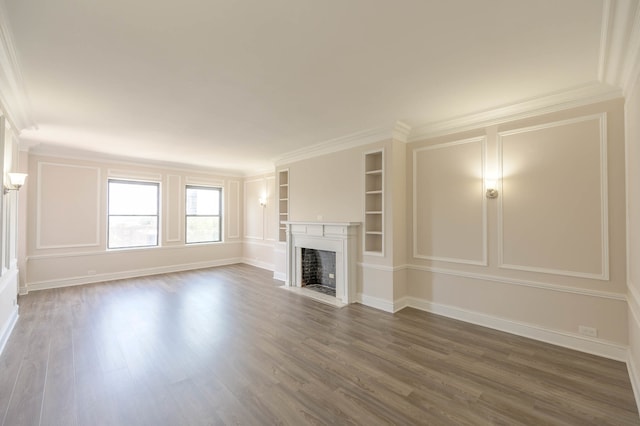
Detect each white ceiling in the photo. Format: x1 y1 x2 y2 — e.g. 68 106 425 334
0 0 625 174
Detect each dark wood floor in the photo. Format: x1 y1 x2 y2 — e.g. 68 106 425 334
0 264 637 425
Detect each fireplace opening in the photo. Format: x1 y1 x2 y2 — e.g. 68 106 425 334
301 248 336 297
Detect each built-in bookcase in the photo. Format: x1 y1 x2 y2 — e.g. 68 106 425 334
278 169 289 242
364 150 383 254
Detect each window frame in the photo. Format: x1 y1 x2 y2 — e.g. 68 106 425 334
185 185 223 244
107 179 160 250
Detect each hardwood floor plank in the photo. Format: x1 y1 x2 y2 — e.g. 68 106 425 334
0 264 637 425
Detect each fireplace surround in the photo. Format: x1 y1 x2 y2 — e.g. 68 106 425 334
284 222 360 305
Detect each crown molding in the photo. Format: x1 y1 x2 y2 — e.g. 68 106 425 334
0 0 34 132
622 1 640 94
599 0 640 90
26 143 246 178
274 120 410 166
408 82 622 142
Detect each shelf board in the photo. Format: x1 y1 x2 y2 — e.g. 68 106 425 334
365 169 383 175
365 211 382 215
280 184 289 187
279 198 289 201
365 190 382 195
279 213 288 216
365 231 383 235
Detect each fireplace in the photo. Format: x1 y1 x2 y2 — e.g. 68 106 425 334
301 248 336 296
284 221 360 305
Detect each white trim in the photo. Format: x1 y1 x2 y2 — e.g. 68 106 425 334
165 174 182 242
264 175 277 242
273 271 286 281
358 262 398 272
412 137 487 266
26 145 245 177
356 293 395 313
227 180 240 239
185 176 224 187
0 0 35 131
407 263 625 301
402 296 628 362
599 0 640 89
242 239 276 249
275 121 406 166
26 240 243 261
628 283 640 326
598 0 614 82
244 177 267 240
627 351 640 416
409 83 621 142
240 257 274 272
0 305 18 356
36 162 101 249
497 113 610 281
27 257 244 292
107 169 162 181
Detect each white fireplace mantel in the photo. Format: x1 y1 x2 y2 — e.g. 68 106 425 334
284 221 360 304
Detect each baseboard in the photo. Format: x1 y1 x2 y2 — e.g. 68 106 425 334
241 258 275 272
357 293 395 313
273 271 286 281
27 257 243 291
0 305 18 356
628 352 640 413
402 296 628 362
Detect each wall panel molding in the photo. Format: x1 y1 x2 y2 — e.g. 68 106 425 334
227 180 240 239
36 162 101 249
498 113 609 280
165 174 182 242
412 137 487 266
406 264 625 301
107 169 161 181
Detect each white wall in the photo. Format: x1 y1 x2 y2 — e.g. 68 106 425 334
404 99 628 360
0 116 22 356
23 154 244 291
242 173 278 272
626 68 640 405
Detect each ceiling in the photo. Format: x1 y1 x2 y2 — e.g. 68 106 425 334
0 0 632 174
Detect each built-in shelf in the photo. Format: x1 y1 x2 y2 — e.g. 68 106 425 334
364 150 384 254
278 170 289 242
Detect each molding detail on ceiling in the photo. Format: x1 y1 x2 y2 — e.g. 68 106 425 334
408 83 622 142
0 0 34 132
274 121 409 166
622 1 640 93
598 0 640 90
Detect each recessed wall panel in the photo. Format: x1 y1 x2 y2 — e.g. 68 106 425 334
37 162 101 248
165 175 182 242
413 137 486 265
227 180 240 239
244 178 265 239
499 114 608 279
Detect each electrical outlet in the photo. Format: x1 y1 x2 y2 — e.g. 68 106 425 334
578 325 598 338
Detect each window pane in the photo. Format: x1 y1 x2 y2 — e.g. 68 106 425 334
109 181 158 215
186 216 220 243
109 216 158 248
186 187 219 215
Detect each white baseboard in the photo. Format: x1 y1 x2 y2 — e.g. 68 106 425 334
0 305 18 356
357 293 395 313
628 352 640 413
273 271 286 281
27 257 243 292
401 296 628 362
241 258 274 272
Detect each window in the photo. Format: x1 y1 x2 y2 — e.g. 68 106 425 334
108 180 159 249
186 186 221 244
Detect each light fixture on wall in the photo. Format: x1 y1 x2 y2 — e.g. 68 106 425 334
259 196 266 207
485 179 498 199
4 173 27 194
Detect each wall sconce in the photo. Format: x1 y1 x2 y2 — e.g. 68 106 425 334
4 173 27 195
485 179 498 199
259 197 266 207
